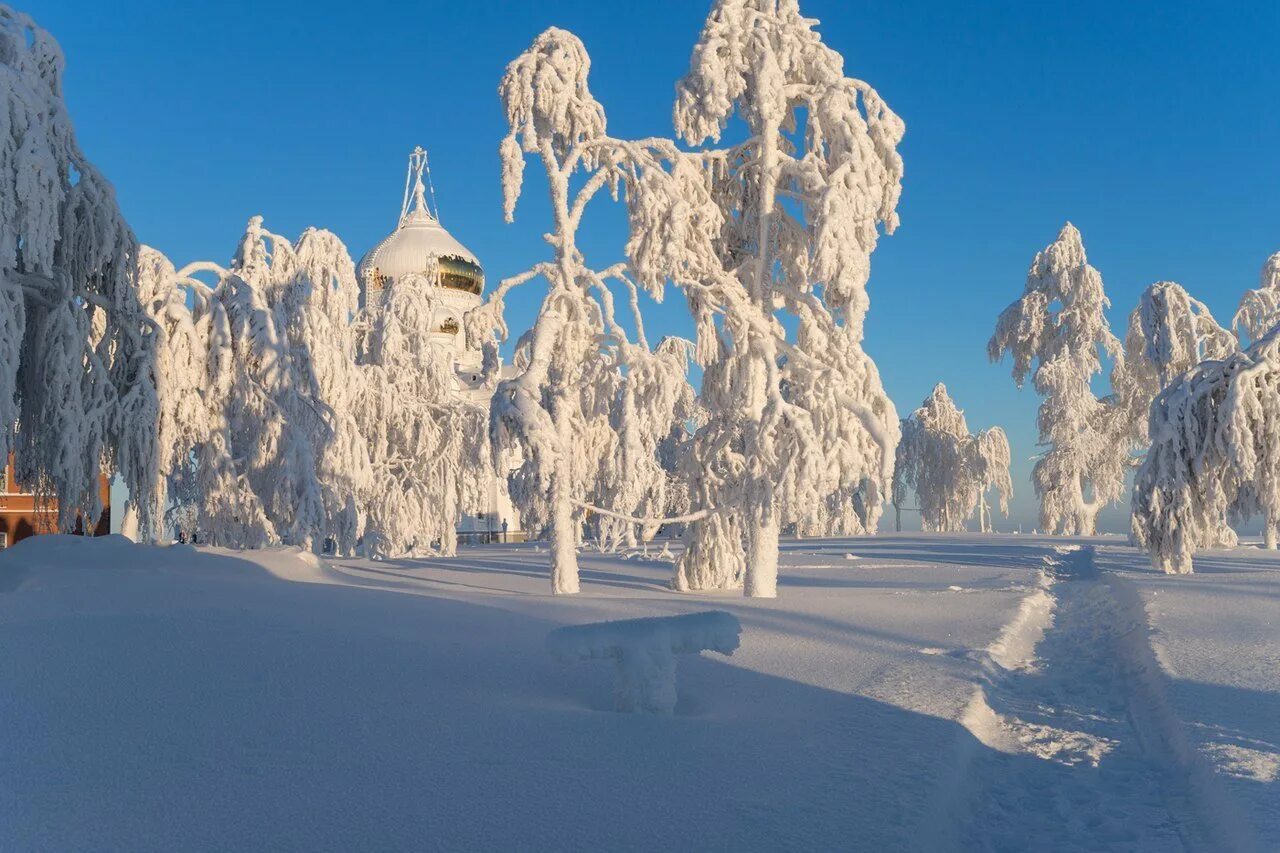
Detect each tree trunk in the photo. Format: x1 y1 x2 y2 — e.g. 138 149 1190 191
550 474 580 594
1076 476 1100 537
120 500 140 543
1265 521 1278 551
744 509 780 599
1078 507 1098 538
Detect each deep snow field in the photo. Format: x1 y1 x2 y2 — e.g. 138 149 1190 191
1 534 1276 852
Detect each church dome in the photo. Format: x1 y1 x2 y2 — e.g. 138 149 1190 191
358 147 484 305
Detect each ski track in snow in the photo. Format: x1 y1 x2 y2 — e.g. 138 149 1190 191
923 545 1261 853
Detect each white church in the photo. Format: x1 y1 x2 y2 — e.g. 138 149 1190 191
357 148 522 543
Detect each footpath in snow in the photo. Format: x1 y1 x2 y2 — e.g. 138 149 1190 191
922 545 1263 852
0 534 1275 850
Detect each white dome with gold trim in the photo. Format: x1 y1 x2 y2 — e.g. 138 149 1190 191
357 147 484 305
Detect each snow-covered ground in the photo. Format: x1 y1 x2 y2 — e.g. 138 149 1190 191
1 534 1275 851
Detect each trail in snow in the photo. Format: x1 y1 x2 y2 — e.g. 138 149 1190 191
924 546 1259 853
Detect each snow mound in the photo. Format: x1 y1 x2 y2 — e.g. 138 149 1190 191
547 611 741 714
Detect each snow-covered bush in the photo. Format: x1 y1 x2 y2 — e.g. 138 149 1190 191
0 5 159 533
546 610 741 714
667 0 905 596
893 384 1012 533
1133 327 1280 573
989 224 1128 536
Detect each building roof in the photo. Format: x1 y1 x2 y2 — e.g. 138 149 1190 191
357 147 483 294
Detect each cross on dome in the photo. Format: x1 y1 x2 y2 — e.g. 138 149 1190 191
400 146 441 226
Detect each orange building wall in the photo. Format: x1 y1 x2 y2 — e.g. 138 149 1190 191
0 455 110 547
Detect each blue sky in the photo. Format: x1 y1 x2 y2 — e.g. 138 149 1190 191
31 0 1279 532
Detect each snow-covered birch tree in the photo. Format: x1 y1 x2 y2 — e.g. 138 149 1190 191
470 27 701 594
592 335 697 553
197 217 367 553
892 384 1012 533
1133 327 1280 572
136 218 375 551
223 217 329 549
1234 252 1280 344
989 223 1127 536
1115 280 1236 447
134 241 279 548
134 248 235 542
667 0 905 596
274 226 371 554
971 427 1012 534
894 384 974 532
0 5 159 534
356 268 488 559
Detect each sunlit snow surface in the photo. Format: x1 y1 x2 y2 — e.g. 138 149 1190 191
0 534 1275 850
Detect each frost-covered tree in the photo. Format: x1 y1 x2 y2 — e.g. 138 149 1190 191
224 217 328 549
1234 252 1280 344
477 4 901 596
1115 280 1236 446
1133 327 1280 573
592 335 698 553
666 0 905 596
892 384 1012 533
356 267 487 558
0 5 159 533
206 218 367 553
133 241 277 547
971 427 1013 534
134 248 233 542
273 225 371 553
136 218 376 552
894 385 973 532
470 28 700 594
989 224 1128 536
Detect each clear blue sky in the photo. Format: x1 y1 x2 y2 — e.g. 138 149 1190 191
30 0 1279 532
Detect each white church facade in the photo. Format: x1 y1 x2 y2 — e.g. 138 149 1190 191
357 148 522 542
